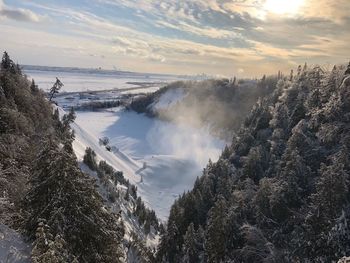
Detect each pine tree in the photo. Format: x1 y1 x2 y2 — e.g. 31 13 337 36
157 220 181 263
205 196 227 262
312 161 348 220
297 65 302 77
345 61 350 75
31 220 69 263
1 51 18 73
49 77 63 101
57 108 76 151
26 140 124 262
182 223 199 263
30 79 39 93
289 69 294 81
83 147 97 170
239 224 278 262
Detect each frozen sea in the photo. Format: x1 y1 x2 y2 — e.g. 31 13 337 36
23 65 187 93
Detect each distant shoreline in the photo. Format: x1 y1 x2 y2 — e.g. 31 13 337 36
21 64 190 79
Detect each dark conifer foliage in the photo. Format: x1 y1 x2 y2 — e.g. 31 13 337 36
49 77 63 101
83 147 160 235
0 52 52 225
157 64 350 262
0 52 124 262
26 139 124 262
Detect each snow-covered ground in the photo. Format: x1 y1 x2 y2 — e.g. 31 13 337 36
34 67 225 220
24 67 184 93
0 224 31 263
151 87 186 111
72 109 225 220
121 86 161 95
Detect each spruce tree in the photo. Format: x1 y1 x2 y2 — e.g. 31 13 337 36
49 77 63 101
205 196 228 262
31 220 70 263
182 223 199 263
26 140 124 262
345 61 350 75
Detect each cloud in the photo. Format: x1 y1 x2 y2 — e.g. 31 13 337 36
301 0 350 23
1 0 349 77
155 20 242 40
0 1 42 22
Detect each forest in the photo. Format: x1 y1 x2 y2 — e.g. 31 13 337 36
1 50 350 262
156 63 350 262
0 52 124 262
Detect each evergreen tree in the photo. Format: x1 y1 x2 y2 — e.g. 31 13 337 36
83 147 97 170
26 140 124 262
31 220 69 263
1 51 18 74
30 79 39 93
49 77 63 101
345 61 350 75
297 65 302 77
311 161 348 220
182 223 199 263
205 196 227 262
289 69 294 81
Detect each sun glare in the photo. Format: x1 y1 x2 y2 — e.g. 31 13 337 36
264 0 304 15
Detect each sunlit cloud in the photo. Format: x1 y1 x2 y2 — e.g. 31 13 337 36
0 0 349 76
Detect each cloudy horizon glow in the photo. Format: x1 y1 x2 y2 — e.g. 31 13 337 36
1 0 349 77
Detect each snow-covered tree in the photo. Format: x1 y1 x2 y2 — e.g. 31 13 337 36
49 77 63 101
26 140 124 262
182 223 199 263
205 196 228 262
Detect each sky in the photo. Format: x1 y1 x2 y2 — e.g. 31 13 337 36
0 0 349 77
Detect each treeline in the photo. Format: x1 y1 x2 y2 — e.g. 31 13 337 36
74 100 122 111
83 147 160 235
157 63 350 262
0 52 124 262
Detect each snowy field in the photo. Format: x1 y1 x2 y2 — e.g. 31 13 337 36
24 66 185 93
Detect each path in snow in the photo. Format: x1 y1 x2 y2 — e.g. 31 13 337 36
72 109 225 220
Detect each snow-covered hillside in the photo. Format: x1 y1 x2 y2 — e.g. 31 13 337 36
0 224 31 263
150 87 187 111
71 108 224 220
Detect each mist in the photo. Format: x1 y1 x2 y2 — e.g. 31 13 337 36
146 120 225 168
145 78 277 141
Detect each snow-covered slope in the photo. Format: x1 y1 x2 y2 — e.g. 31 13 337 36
79 163 159 260
150 87 186 111
0 224 31 263
71 108 224 220
72 120 140 183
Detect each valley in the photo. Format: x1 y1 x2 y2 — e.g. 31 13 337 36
26 67 226 221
